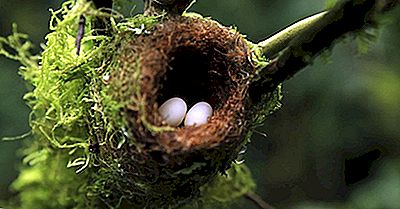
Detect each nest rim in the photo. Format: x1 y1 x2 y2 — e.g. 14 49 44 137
117 15 254 152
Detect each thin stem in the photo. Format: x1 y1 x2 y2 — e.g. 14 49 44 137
75 15 86 55
244 191 276 209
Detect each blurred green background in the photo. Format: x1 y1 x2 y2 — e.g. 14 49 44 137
1 0 399 208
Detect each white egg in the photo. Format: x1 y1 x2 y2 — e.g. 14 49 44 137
158 97 187 127
184 102 213 127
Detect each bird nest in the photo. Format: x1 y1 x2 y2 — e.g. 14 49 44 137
99 16 256 208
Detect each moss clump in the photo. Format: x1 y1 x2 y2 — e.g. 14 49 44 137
1 0 281 208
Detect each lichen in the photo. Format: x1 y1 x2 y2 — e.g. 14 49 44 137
1 0 282 208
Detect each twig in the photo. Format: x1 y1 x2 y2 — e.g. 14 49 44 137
75 15 86 55
251 0 400 95
244 191 276 209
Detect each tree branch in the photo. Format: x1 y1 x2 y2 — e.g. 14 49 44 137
251 0 400 95
257 11 328 59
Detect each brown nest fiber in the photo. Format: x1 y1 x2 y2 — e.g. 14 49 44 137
102 16 255 208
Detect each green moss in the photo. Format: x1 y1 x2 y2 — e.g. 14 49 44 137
196 164 256 209
1 0 282 208
8 148 88 209
1 0 162 208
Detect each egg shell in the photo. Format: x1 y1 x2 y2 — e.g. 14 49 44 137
158 97 187 127
184 102 213 127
